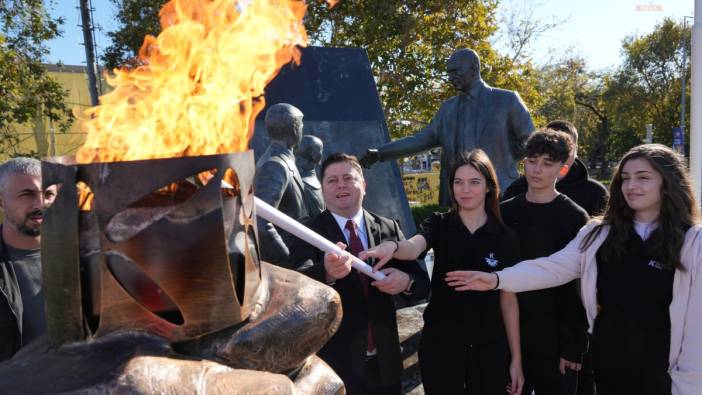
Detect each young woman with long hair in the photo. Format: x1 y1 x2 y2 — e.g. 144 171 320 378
361 149 524 395
452 144 702 395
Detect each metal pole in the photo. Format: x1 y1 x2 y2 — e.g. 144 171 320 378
49 119 56 157
681 18 688 140
646 123 653 143
79 0 100 106
691 0 702 204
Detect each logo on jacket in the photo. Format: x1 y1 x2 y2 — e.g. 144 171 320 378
647 260 665 270
485 252 499 268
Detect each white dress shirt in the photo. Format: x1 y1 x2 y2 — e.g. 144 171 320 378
331 209 369 249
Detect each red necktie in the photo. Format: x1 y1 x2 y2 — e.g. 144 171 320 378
345 219 375 353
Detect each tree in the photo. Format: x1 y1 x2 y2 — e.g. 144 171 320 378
494 0 567 64
101 0 166 70
303 0 543 138
530 18 691 178
102 1 544 139
0 0 72 158
614 18 689 149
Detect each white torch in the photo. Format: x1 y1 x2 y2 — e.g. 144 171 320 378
254 197 386 281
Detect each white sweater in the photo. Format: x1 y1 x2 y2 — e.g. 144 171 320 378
498 221 702 395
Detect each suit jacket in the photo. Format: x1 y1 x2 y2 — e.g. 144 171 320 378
378 80 534 206
288 209 430 391
254 142 308 265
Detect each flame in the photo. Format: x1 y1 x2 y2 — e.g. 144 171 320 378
76 0 308 163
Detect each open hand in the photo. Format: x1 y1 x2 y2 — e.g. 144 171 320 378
359 241 396 272
445 270 498 291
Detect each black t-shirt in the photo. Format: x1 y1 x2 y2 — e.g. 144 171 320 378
6 245 46 345
502 158 609 217
500 194 588 261
500 193 589 357
418 211 520 345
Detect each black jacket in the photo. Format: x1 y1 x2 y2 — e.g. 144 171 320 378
503 158 609 216
288 209 430 392
0 227 23 361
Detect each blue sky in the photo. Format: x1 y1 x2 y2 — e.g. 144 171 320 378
493 0 693 70
46 0 693 71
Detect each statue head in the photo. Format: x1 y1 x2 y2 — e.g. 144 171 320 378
295 135 323 173
446 49 481 93
265 103 304 149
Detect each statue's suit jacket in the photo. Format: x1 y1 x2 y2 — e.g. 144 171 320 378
254 142 308 266
288 209 430 394
379 80 534 206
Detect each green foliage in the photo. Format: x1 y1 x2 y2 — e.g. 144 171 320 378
0 0 72 157
410 203 448 227
304 0 543 138
529 18 689 176
612 18 689 151
102 0 543 139
101 0 166 70
99 2 688 178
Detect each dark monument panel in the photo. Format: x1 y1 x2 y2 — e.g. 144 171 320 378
252 120 415 235
261 47 386 122
251 46 416 235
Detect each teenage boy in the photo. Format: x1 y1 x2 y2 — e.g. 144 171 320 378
503 120 608 217
504 120 603 395
500 130 589 395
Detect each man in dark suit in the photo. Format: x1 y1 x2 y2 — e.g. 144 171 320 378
361 48 534 206
289 153 430 395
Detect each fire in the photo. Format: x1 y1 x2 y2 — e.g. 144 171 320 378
75 0 308 163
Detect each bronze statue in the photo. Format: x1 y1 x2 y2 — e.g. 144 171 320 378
361 48 534 205
295 135 325 217
255 103 309 266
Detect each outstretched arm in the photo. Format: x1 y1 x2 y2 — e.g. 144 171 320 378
447 223 595 292
376 125 439 161
369 220 431 299
362 104 445 167
359 234 427 272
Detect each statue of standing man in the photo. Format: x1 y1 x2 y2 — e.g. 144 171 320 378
361 49 534 206
255 103 308 266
